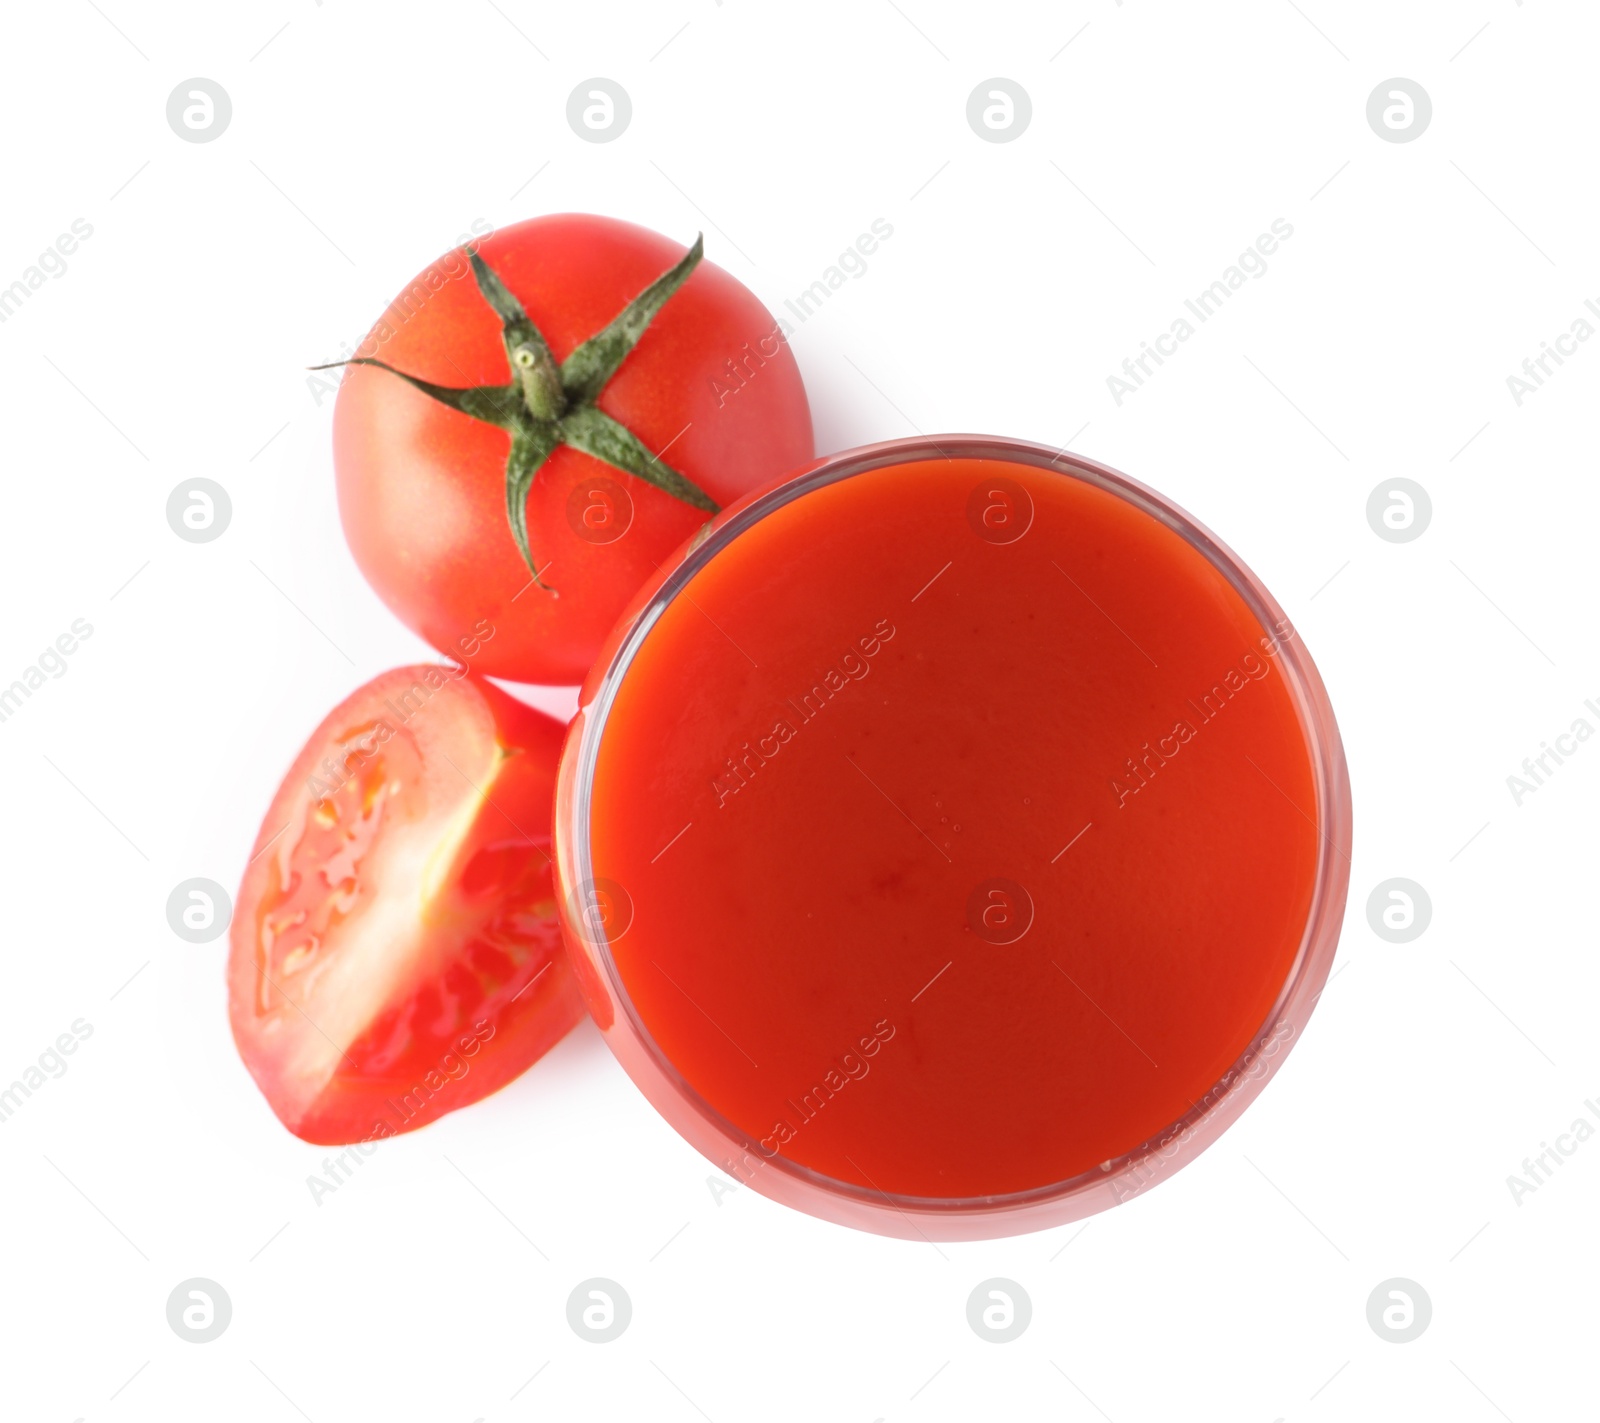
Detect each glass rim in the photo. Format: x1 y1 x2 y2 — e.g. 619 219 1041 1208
560 434 1353 1232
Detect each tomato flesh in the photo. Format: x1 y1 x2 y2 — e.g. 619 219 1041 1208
229 666 585 1143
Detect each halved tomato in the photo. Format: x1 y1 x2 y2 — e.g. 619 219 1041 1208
228 665 585 1143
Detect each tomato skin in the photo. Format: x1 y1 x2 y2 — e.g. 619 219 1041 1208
331 214 814 686
229 666 586 1144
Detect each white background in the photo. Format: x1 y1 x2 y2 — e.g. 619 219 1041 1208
1 1 1595 1419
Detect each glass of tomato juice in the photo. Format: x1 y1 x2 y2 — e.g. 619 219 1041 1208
554 435 1351 1240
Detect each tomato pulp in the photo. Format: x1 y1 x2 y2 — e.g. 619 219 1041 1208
562 441 1348 1230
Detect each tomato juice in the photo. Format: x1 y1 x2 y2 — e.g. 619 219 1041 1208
556 437 1350 1238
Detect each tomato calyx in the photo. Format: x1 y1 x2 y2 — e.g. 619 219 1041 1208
312 235 720 590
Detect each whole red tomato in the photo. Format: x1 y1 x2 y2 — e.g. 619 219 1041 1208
228 665 586 1144
325 214 814 684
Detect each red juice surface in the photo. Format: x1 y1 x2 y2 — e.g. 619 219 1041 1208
586 456 1321 1200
